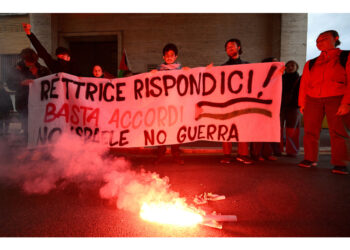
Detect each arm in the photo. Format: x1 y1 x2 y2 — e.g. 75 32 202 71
298 62 310 114
22 23 55 71
337 53 350 115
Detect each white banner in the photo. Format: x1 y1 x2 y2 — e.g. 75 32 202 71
28 62 283 148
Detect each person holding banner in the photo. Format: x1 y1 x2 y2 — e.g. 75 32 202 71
22 23 80 76
152 43 188 165
6 48 50 143
250 57 279 161
0 81 13 136
220 38 253 165
280 60 301 157
298 30 350 175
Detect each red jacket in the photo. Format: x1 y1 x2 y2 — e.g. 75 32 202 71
299 48 350 108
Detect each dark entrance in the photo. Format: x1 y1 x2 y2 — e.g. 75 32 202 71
68 35 118 77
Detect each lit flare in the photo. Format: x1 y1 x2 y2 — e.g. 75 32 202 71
140 200 204 227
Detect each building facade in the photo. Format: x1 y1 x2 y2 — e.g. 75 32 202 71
0 13 307 79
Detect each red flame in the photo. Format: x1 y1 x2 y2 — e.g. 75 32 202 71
140 200 205 227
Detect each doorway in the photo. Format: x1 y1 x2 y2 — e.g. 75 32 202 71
68 35 118 77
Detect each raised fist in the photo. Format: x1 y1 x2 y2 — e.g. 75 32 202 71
22 23 31 35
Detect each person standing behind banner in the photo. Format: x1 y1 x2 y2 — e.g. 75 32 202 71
280 60 301 157
22 23 80 75
250 57 279 161
92 64 114 79
220 38 253 165
298 30 350 175
0 82 14 136
151 43 189 165
6 48 50 143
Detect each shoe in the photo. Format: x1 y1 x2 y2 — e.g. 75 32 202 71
251 155 264 161
265 155 277 161
193 192 226 205
220 156 232 164
193 194 207 205
331 166 349 175
206 192 226 201
298 160 317 168
236 155 254 165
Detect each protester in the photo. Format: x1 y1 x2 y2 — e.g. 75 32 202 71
298 30 350 175
280 60 301 157
250 57 280 161
151 43 189 165
6 48 50 142
0 82 14 136
22 23 80 75
92 65 104 78
220 38 253 165
92 64 114 79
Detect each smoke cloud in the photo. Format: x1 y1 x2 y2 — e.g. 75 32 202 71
0 134 181 214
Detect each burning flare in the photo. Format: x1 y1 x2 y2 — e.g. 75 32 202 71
140 200 204 227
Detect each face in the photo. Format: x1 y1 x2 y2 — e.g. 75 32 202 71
225 41 240 59
57 53 71 62
316 32 338 51
24 60 38 75
92 65 103 77
24 60 35 68
163 50 177 64
285 62 297 74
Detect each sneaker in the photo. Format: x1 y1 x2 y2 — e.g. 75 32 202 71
193 194 207 205
236 155 254 165
331 166 349 175
206 192 226 201
264 155 277 161
251 155 265 161
220 156 232 164
298 160 317 168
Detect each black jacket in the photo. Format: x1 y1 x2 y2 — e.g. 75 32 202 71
281 72 300 108
0 87 13 116
222 57 249 66
27 33 80 75
6 60 50 113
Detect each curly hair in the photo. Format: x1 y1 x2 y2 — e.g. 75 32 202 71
20 48 38 63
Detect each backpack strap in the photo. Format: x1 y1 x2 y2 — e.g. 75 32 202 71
309 50 349 71
308 57 318 71
339 50 350 68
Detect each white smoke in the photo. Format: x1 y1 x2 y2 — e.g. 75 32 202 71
0 134 181 214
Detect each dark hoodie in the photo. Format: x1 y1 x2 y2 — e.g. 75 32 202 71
281 71 300 108
27 33 80 75
222 57 249 66
6 60 50 113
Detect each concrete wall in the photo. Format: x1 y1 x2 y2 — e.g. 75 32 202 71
1 13 308 73
52 13 284 73
0 14 30 54
280 13 308 72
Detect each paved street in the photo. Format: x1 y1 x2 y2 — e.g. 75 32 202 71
0 137 349 237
